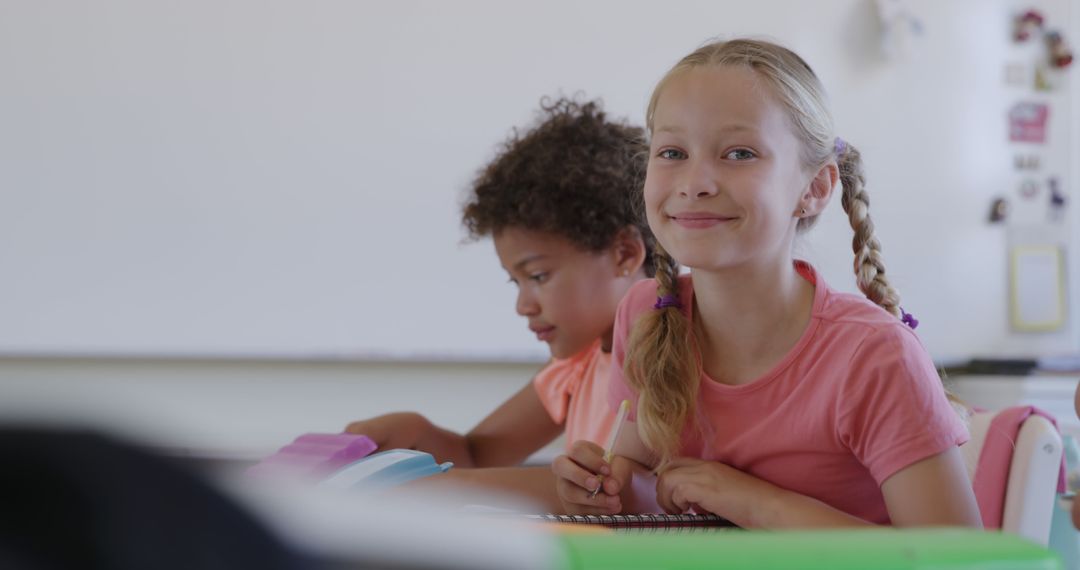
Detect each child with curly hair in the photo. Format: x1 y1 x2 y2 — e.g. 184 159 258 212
345 97 654 508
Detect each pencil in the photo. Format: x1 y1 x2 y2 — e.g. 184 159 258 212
589 399 631 499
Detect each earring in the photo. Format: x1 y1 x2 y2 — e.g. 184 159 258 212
620 269 630 277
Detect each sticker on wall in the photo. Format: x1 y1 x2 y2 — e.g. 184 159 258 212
1009 9 1072 89
1048 177 1067 222
988 197 1009 223
1013 154 1040 171
1019 179 1040 200
1034 66 1053 91
1046 31 1074 69
1008 102 1049 143
1013 9 1044 42
1004 62 1028 86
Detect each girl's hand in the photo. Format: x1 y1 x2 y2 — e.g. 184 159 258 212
656 457 780 526
552 440 633 514
344 411 431 451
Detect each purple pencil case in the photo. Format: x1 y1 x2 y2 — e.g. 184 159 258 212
246 432 378 480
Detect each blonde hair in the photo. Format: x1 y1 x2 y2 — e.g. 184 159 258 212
628 39 906 464
623 245 699 462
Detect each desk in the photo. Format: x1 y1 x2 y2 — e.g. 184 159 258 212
219 451 1069 570
241 480 1064 570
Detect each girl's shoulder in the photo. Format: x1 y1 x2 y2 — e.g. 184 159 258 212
816 297 938 404
620 278 659 316
812 286 929 364
534 340 602 392
817 287 911 333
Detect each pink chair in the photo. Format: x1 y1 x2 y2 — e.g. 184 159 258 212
961 406 1066 545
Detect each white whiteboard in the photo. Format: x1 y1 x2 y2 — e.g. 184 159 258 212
0 0 1075 361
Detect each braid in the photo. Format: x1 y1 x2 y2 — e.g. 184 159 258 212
837 144 901 318
840 142 970 414
624 245 699 466
653 245 679 298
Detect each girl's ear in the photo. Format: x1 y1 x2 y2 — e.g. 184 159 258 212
611 226 646 277
797 161 838 217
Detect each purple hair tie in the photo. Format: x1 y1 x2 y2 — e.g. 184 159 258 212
834 137 847 156
900 307 919 329
654 294 682 310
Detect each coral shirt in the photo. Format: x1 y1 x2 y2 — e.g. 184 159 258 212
533 340 614 450
609 261 968 524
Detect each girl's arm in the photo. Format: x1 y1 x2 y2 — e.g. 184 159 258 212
585 419 894 526
655 447 980 528
877 446 982 526
655 458 868 528
345 381 562 468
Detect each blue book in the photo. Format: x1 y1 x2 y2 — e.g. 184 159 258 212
319 449 453 491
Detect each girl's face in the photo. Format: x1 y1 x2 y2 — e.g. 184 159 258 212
644 65 811 272
493 227 624 359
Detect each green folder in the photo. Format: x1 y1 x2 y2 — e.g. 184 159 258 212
557 528 1061 570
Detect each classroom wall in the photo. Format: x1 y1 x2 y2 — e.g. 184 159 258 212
0 356 550 460
1 0 1077 457
1 0 1076 364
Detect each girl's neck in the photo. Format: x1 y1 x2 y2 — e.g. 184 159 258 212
690 257 815 385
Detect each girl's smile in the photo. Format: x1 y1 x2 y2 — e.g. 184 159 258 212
669 211 740 229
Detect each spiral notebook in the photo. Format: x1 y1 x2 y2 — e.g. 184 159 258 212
525 513 736 530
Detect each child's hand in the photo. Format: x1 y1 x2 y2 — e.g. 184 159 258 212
551 440 632 514
656 458 778 526
344 412 431 451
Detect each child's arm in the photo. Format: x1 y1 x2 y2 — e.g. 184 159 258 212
877 447 982 526
655 457 869 527
345 381 562 468
654 447 980 528
463 382 564 467
402 466 564 512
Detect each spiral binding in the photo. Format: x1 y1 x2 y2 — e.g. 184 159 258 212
529 513 735 529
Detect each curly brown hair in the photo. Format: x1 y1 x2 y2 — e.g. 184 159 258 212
462 96 655 276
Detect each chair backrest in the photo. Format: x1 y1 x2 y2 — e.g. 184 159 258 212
961 407 1064 545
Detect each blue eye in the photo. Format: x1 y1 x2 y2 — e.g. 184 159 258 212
657 148 687 160
725 148 756 160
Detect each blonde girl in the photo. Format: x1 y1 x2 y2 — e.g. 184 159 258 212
552 39 981 528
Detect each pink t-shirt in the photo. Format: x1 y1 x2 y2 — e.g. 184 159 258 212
609 261 968 524
533 339 614 451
